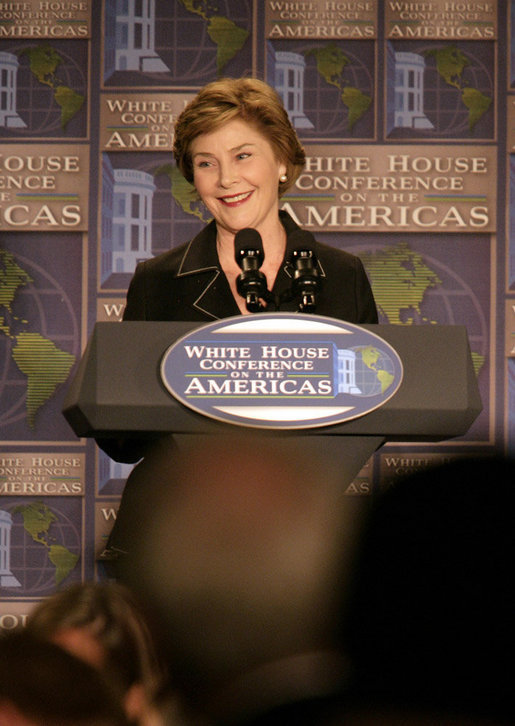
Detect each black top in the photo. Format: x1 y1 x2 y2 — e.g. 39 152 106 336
122 211 378 324
96 211 377 464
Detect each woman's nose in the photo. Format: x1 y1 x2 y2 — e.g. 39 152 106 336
219 163 239 188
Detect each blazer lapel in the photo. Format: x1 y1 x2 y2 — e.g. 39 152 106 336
176 221 240 320
174 212 326 319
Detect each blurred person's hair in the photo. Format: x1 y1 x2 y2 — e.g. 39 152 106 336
0 628 130 726
26 581 166 709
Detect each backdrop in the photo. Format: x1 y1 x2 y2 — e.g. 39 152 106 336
0 0 512 625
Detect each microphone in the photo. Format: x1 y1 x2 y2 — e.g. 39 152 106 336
234 228 269 312
289 230 321 313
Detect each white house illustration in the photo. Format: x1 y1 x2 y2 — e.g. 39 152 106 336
336 349 362 394
394 51 434 129
0 510 21 587
269 44 314 130
112 168 155 273
114 0 169 72
0 52 26 128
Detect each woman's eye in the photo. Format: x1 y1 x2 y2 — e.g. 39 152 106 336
237 152 250 160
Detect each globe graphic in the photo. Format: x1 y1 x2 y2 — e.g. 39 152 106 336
168 0 252 81
106 0 253 86
2 42 88 138
351 347 396 397
423 57 493 137
0 249 80 438
268 40 374 138
330 238 489 364
0 501 81 597
388 41 494 139
347 237 489 442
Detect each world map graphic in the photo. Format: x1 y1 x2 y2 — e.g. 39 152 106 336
359 242 486 378
178 0 249 77
156 163 211 225
424 45 492 132
0 500 80 595
0 249 76 431
269 39 374 138
387 40 493 138
105 0 252 85
19 45 85 131
305 43 372 132
351 346 396 396
0 41 89 138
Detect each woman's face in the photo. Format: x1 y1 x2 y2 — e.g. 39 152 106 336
191 118 287 238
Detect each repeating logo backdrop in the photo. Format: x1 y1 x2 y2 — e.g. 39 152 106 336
0 0 512 619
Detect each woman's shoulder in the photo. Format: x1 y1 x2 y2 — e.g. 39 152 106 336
312 237 365 271
135 221 217 276
281 212 362 269
136 240 190 275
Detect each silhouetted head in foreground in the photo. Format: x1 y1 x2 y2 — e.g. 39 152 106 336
0 628 130 726
26 580 167 724
120 433 367 725
342 455 515 726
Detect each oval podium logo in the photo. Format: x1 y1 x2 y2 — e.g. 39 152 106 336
160 313 403 430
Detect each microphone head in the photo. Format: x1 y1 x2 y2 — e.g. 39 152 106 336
288 229 318 269
288 229 317 254
234 228 264 268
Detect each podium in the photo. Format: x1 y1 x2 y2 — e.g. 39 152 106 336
63 320 482 489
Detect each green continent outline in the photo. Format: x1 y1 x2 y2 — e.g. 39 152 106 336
11 332 75 428
360 243 485 377
19 44 85 130
0 249 76 428
305 43 371 131
360 242 442 326
424 45 492 131
11 501 79 586
0 250 33 334
357 346 395 394
178 0 249 75
155 163 211 223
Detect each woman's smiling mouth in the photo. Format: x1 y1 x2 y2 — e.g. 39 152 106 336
219 190 254 206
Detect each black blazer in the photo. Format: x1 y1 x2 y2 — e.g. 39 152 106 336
97 212 378 465
123 211 378 324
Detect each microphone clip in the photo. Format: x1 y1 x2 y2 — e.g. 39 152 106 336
291 248 320 313
236 258 268 313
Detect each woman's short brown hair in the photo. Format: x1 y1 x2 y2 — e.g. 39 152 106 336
172 77 306 196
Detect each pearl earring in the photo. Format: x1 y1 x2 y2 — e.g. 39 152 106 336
279 174 287 182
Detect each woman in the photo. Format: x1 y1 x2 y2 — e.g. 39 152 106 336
99 78 379 561
122 77 378 323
